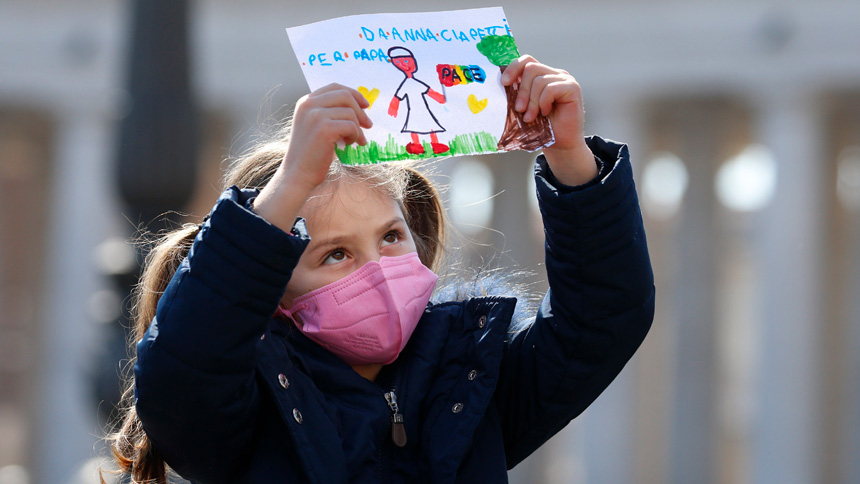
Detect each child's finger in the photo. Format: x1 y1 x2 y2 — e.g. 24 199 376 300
526 74 573 121
326 108 369 144
523 74 554 122
322 107 365 130
309 83 357 100
538 79 581 117
324 119 366 146
515 60 555 116
312 89 364 111
342 85 371 110
508 59 539 113
538 81 561 117
344 125 368 146
323 84 372 111
499 55 533 86
312 89 373 128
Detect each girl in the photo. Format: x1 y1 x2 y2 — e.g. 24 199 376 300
109 56 655 483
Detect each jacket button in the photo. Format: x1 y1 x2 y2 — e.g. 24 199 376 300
452 403 464 414
278 374 289 389
477 315 487 328
293 408 303 424
467 370 478 381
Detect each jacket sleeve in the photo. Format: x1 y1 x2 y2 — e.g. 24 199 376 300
133 187 309 482
495 136 655 467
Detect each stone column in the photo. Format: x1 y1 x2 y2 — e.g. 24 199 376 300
749 90 823 484
845 212 860 484
664 101 724 484
32 108 115 484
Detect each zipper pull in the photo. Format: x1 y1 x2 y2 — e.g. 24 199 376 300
384 390 407 447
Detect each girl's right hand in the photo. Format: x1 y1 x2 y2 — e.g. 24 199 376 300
253 84 372 232
283 84 373 192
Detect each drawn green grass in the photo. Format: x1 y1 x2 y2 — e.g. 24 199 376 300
336 131 499 165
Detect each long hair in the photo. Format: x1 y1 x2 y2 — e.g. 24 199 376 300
107 123 446 482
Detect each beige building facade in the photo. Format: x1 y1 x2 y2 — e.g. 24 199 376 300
1 1 859 483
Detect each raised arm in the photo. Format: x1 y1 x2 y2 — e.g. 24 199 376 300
490 57 655 466
134 187 309 480
496 136 655 466
134 84 372 481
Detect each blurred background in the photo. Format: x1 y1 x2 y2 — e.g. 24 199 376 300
1 0 859 483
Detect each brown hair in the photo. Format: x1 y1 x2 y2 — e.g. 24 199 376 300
107 125 446 482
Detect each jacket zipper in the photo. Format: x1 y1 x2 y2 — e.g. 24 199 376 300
377 387 404 483
377 368 405 483
384 389 407 447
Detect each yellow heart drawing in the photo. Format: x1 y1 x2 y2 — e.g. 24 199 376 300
358 86 380 108
467 94 488 114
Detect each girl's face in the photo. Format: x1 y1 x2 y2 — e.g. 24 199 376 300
282 179 418 306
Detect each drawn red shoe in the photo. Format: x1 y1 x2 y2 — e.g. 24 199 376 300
431 143 449 154
406 142 425 154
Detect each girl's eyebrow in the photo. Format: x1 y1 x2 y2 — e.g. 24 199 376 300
306 217 408 253
379 216 408 233
307 235 349 253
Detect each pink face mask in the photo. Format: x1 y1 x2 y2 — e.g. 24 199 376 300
277 252 438 366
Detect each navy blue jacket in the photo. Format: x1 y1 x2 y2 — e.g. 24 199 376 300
134 136 655 483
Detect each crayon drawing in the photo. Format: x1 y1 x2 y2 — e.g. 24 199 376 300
286 7 554 164
358 86 380 107
388 47 449 155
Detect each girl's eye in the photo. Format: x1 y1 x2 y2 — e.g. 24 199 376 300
381 231 400 246
323 250 347 265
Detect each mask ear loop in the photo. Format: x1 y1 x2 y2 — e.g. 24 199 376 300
276 303 308 327
291 312 304 327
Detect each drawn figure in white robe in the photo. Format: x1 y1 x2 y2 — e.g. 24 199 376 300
387 46 449 155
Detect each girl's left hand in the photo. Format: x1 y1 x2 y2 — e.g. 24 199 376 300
501 56 598 186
